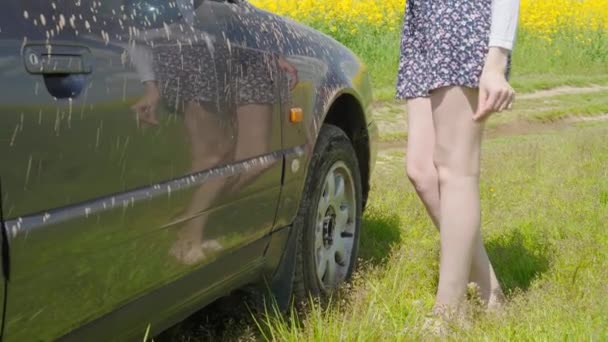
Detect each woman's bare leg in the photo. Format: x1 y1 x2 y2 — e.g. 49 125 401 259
230 103 272 190
406 97 504 309
406 98 441 228
470 233 505 309
170 102 229 265
430 86 503 310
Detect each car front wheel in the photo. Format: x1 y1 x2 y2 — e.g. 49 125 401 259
293 124 363 301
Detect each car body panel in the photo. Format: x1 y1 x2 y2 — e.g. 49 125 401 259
254 12 376 229
0 0 377 340
59 236 270 342
0 1 285 340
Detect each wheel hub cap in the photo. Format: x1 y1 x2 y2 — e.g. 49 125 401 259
314 161 356 291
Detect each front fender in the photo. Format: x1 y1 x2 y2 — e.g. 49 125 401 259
273 55 374 231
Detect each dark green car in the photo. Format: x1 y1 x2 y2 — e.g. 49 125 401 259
0 0 378 340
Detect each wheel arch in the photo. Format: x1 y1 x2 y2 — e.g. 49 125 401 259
322 92 372 209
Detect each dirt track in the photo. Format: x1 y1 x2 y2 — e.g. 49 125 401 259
374 85 608 151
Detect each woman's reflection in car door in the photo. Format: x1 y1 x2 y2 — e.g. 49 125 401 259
128 0 296 265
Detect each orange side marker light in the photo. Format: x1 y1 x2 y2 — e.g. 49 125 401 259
290 107 303 123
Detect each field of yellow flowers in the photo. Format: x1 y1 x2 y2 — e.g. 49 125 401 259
251 0 607 37
251 0 608 97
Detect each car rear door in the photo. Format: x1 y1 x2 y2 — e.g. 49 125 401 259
0 0 282 340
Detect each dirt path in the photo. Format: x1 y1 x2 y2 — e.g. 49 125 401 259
374 85 608 151
377 114 608 151
517 85 608 100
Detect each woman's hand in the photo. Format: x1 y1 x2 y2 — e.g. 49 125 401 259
278 55 299 91
131 81 161 126
474 47 515 122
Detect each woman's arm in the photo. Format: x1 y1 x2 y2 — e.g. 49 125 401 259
129 43 156 84
474 0 520 121
484 0 520 75
128 42 161 125
127 0 198 126
489 0 520 51
484 0 520 73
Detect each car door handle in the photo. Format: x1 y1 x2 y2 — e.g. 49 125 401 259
23 44 93 75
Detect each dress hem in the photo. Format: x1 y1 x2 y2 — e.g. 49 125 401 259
395 80 480 100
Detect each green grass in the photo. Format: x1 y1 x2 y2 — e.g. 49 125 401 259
329 26 608 101
251 121 608 341
163 24 608 341
378 131 407 144
140 18 608 339
167 121 608 342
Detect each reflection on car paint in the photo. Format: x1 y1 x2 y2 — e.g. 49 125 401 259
0 0 373 340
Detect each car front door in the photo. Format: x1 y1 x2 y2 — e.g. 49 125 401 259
0 0 282 340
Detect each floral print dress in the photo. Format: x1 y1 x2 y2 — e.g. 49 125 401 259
396 0 508 100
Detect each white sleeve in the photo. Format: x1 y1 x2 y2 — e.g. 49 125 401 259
489 0 520 50
128 43 156 83
127 0 196 83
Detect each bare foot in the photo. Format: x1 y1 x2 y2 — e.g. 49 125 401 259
487 288 507 313
421 314 450 338
201 239 223 254
170 240 206 265
169 239 223 266
422 303 473 337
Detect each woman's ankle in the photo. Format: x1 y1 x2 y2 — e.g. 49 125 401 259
487 289 506 311
429 302 473 332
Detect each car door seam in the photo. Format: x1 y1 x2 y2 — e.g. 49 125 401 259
0 177 10 340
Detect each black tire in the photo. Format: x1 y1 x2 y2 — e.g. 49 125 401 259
293 124 363 302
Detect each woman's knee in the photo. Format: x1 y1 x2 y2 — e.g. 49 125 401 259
406 161 438 193
433 153 480 185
